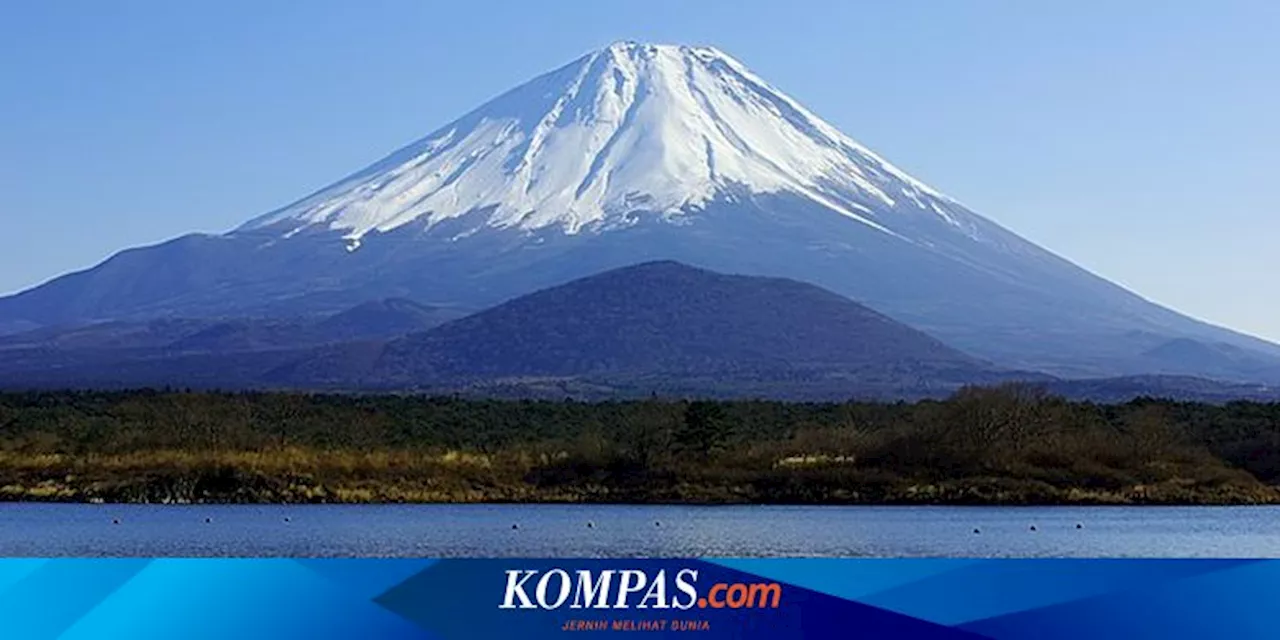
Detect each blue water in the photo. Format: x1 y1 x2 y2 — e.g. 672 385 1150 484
3 504 1279 557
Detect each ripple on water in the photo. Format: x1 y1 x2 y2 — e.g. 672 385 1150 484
1 504 1279 557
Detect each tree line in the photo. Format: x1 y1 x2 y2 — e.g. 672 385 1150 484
0 384 1278 504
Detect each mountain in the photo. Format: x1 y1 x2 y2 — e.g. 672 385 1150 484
313 298 464 341
0 298 461 389
0 262 1273 403
1047 375 1280 404
1135 337 1280 381
2 41 1277 382
0 298 457 353
167 298 463 352
270 261 1025 397
0 318 219 351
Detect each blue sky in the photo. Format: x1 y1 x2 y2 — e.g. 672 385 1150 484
2 1 1278 341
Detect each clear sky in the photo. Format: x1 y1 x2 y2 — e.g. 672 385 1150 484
2 1 1277 341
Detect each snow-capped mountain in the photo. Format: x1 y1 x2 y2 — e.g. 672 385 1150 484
2 42 1278 381
243 42 965 245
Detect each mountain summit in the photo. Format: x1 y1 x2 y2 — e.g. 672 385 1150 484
243 42 963 244
2 42 1278 383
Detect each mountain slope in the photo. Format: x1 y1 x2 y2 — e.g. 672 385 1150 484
1 264 1273 403
2 42 1277 382
0 298 457 354
168 298 463 352
272 261 1012 395
240 42 958 242
0 298 461 390
315 298 463 340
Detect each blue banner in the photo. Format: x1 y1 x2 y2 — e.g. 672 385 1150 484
0 558 1274 639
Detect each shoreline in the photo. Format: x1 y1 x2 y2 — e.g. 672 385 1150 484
4 483 1278 507
5 389 1280 510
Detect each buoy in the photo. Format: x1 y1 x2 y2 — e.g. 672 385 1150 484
587 521 595 529
204 517 212 523
512 523 519 530
1076 523 1083 529
973 528 980 534
1029 525 1037 532
112 518 120 525
655 521 661 527
283 517 291 523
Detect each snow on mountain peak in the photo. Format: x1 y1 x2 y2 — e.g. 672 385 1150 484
242 42 966 243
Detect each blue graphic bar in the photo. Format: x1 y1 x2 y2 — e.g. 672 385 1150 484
0 558 1271 639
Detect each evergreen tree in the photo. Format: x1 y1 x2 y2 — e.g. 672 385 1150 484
675 401 730 457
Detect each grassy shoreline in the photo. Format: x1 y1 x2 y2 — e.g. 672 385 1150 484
3 386 1280 506
2 449 1277 506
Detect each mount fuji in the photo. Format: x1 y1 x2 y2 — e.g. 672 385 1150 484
2 41 1278 382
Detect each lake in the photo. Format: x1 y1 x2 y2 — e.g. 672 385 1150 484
3 504 1280 557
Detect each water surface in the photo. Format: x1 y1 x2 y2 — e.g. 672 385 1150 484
3 504 1279 557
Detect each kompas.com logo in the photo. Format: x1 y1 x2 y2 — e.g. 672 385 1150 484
499 568 782 610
